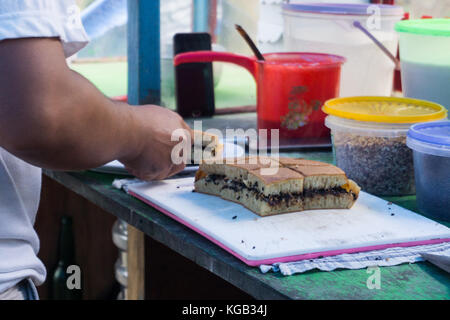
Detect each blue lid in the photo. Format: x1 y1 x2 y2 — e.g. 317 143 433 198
407 121 450 157
282 3 404 16
408 121 450 147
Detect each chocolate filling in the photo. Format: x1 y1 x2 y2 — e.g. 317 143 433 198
203 174 357 206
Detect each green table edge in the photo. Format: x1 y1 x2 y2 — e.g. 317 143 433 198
42 167 450 300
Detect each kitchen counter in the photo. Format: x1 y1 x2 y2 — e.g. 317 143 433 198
41 114 450 299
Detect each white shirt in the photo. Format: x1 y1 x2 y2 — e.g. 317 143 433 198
0 0 89 294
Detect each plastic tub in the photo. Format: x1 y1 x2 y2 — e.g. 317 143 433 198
323 96 447 196
407 121 450 221
282 3 404 97
395 19 450 115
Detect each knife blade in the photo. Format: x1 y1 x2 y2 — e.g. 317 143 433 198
420 252 450 273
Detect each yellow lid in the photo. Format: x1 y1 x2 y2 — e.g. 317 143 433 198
323 96 447 123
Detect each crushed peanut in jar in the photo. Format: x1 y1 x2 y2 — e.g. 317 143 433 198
333 132 415 196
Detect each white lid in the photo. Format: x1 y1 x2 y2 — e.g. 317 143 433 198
325 115 412 137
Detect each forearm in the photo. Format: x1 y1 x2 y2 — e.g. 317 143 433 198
29 72 142 170
0 38 142 170
13 93 141 171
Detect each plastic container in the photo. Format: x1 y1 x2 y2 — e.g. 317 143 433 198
323 96 447 196
282 3 404 97
407 121 450 221
395 19 450 115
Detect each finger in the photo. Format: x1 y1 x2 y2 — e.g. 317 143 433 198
123 165 137 177
179 122 193 143
135 172 153 181
181 120 192 131
148 163 175 181
126 164 161 181
167 162 186 178
152 170 172 181
179 126 193 144
187 128 194 144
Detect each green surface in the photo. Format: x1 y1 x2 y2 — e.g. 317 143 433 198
214 63 256 108
70 62 128 98
70 61 256 108
251 262 450 300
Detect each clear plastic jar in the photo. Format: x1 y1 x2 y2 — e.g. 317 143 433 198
326 116 416 196
323 96 447 196
396 19 450 116
407 121 450 221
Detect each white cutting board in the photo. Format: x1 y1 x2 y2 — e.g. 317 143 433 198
127 177 450 266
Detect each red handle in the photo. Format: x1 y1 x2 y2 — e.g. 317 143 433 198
174 51 257 80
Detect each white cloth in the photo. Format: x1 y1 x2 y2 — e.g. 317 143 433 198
260 242 450 276
0 283 26 300
0 0 89 294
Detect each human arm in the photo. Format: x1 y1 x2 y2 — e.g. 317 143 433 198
0 38 190 180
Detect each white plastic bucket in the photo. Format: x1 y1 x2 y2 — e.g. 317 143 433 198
282 3 404 97
396 19 450 116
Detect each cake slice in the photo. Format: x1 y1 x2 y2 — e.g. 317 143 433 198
194 157 360 216
288 165 357 211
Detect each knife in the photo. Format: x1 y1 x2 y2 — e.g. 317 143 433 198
420 252 450 273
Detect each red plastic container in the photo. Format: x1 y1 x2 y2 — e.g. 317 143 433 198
174 51 345 144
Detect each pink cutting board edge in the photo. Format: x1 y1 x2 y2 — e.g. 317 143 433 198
129 190 450 267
